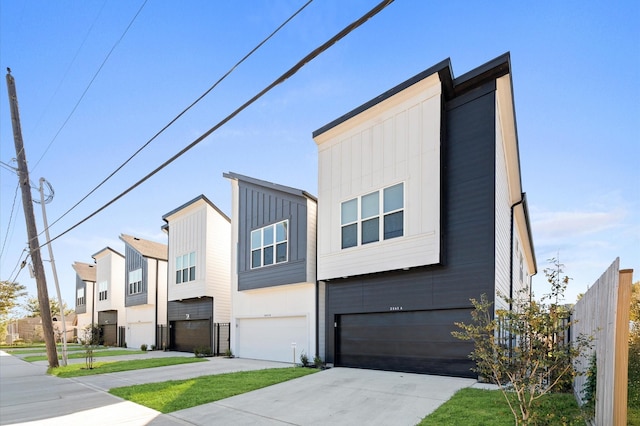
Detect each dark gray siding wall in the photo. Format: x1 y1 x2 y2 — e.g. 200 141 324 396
75 276 86 314
237 180 309 291
167 297 213 321
323 82 497 377
124 245 148 307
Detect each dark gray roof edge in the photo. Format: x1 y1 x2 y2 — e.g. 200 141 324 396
452 52 511 91
162 194 230 223
223 172 317 202
312 58 453 138
91 246 124 259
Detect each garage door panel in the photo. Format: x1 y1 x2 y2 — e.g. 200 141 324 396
171 320 211 353
237 316 308 363
336 309 475 377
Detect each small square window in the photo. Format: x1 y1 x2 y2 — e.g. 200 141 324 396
341 223 357 249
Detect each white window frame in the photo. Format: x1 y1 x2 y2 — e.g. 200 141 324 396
76 287 85 306
341 182 404 249
250 220 289 269
128 268 143 295
98 281 108 301
175 252 196 284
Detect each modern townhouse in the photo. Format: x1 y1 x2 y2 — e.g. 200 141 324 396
312 53 536 377
92 247 126 346
119 234 168 350
224 172 317 363
72 261 96 341
162 195 231 354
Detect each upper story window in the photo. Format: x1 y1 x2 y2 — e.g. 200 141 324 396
176 252 196 284
98 281 108 301
76 288 85 306
341 182 404 249
128 268 143 294
251 220 288 269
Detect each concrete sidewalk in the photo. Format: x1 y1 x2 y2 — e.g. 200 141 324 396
1 350 480 425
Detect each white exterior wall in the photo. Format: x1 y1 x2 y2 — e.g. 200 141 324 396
125 305 155 349
206 205 231 324
76 281 95 339
167 202 209 301
314 73 442 280
156 259 168 325
94 250 125 321
232 283 316 363
494 103 512 311
306 198 317 284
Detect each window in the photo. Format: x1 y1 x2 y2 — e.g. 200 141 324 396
128 268 143 294
176 252 196 284
341 183 404 249
76 288 85 306
98 281 108 301
251 220 288 268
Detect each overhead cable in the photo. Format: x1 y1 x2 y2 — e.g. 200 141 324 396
41 0 314 237
44 0 394 248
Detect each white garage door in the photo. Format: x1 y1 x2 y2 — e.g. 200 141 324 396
237 316 308 363
128 322 154 350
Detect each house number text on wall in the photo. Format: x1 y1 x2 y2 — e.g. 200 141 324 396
389 306 403 311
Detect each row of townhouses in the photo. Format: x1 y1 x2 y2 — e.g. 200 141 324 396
73 53 536 378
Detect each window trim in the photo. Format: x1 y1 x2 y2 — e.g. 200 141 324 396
128 268 143 295
250 220 289 269
76 287 85 306
340 182 404 249
98 281 108 301
175 252 196 284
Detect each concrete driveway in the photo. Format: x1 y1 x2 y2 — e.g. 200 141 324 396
1 350 479 425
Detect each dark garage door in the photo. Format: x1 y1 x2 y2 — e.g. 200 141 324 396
336 309 475 377
171 320 211 353
101 324 117 347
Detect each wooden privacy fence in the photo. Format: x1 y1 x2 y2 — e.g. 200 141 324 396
572 258 633 426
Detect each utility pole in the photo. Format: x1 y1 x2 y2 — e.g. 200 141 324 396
6 69 59 368
39 178 68 366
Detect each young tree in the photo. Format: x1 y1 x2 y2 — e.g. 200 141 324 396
453 263 592 425
22 295 72 318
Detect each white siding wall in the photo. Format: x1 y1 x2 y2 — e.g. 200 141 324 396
494 100 511 311
95 250 125 321
315 73 442 280
167 203 209 301
207 205 231 324
156 260 168 325
306 198 317 284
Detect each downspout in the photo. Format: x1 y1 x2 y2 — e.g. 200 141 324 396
154 259 159 349
509 194 524 312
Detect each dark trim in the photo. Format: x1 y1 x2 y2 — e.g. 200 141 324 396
162 194 230 223
224 171 317 201
510 196 524 311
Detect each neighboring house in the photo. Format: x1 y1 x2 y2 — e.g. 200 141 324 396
119 234 168 350
162 195 231 353
224 172 317 363
312 53 536 377
92 247 125 346
72 261 97 341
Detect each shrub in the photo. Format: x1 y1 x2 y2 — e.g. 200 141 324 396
194 346 213 358
140 344 148 351
225 348 233 358
313 355 324 369
300 351 309 367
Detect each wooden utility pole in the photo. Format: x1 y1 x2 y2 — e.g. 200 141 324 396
6 69 59 368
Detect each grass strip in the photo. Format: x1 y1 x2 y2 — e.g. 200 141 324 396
6 346 88 355
109 367 318 413
24 349 146 362
48 357 206 378
419 388 584 426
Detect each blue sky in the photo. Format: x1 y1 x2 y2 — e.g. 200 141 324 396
0 0 638 312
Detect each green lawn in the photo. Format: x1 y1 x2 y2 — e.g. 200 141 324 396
109 367 318 413
5 346 88 355
24 349 146 362
419 388 584 426
48 357 206 378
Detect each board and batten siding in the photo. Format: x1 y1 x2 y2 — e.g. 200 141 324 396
315 73 442 280
93 249 125 318
124 245 148 307
166 200 230 304
494 97 512 310
235 179 313 291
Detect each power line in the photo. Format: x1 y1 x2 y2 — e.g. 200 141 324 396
0 184 20 261
32 0 149 171
41 0 314 237
44 0 394 248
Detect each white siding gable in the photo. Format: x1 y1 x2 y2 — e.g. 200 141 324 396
314 73 442 280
